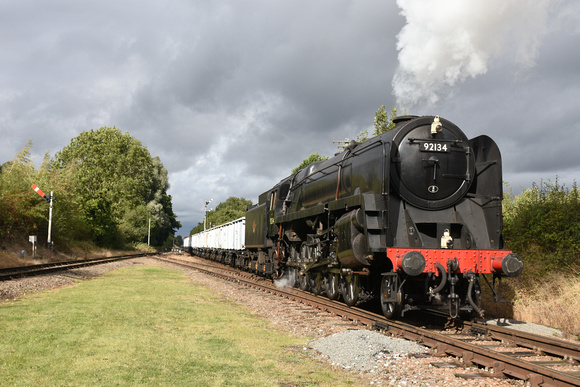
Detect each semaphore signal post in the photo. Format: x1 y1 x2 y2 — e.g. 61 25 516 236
31 184 55 249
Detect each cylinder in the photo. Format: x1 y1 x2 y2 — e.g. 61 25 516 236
335 209 371 268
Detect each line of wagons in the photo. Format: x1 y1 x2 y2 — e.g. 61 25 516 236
184 218 246 266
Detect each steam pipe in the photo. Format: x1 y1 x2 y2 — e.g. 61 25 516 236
430 262 447 295
467 275 484 317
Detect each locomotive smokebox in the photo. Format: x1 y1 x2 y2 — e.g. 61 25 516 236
335 209 371 268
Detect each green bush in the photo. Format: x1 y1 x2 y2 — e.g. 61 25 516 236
503 178 579 274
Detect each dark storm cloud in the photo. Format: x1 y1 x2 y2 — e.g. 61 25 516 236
115 1 402 232
121 0 400 173
1 0 579 235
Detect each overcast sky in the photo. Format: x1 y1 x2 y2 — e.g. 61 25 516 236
2 0 579 236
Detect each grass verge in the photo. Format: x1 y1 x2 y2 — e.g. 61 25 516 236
512 271 580 340
481 270 580 341
0 265 362 386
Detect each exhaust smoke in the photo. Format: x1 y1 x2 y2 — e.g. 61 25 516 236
392 0 550 106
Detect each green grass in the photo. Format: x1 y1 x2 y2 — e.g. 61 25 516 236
0 265 361 386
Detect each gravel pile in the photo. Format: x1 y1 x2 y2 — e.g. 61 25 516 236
309 329 427 372
484 318 563 337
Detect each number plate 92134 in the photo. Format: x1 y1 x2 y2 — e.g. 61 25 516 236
419 141 449 153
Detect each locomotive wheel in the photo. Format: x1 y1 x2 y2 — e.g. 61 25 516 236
340 274 359 306
310 272 323 295
380 275 400 319
326 273 340 300
298 272 310 291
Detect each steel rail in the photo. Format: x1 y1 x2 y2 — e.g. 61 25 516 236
160 255 580 386
374 320 580 387
466 320 580 363
160 256 378 326
0 253 151 281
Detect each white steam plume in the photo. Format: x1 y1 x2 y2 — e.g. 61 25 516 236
392 0 550 107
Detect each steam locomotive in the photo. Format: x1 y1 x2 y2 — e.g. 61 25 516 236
186 115 523 319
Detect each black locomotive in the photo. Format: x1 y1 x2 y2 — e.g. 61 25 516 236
197 115 523 319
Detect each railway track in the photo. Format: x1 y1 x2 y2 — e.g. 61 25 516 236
159 254 580 387
0 253 153 281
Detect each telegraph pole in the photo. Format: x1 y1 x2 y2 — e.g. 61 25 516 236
204 199 212 231
47 191 54 249
148 218 151 246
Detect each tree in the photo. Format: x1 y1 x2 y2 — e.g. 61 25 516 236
291 153 329 175
374 105 398 135
0 141 47 242
54 127 180 247
357 106 399 142
0 141 90 248
39 150 92 245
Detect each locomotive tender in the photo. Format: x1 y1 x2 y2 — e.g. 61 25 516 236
187 115 524 319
